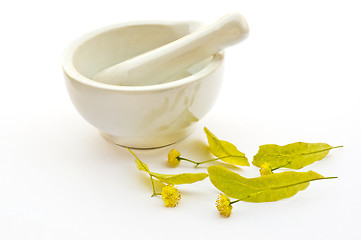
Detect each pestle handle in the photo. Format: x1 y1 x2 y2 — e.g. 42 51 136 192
93 12 249 86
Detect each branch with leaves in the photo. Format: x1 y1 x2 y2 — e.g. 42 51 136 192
128 148 208 207
167 127 249 167
128 127 341 217
208 166 337 217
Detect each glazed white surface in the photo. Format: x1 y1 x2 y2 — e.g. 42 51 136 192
92 13 248 86
63 22 225 148
1 0 360 240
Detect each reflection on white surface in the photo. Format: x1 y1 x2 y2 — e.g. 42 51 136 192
1 0 361 239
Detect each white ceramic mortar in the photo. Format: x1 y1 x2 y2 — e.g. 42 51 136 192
62 21 224 148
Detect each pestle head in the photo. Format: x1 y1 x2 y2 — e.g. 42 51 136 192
93 12 249 86
214 12 249 48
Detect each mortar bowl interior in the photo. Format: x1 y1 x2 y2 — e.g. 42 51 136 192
62 21 225 148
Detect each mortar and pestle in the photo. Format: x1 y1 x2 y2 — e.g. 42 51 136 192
62 12 249 148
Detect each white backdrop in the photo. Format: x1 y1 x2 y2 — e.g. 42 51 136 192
1 0 360 239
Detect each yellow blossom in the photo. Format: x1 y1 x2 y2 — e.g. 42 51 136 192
161 184 181 207
216 193 232 217
168 149 181 167
259 163 273 176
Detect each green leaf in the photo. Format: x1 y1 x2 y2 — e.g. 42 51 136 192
128 148 150 172
150 172 208 185
204 127 249 166
252 142 342 170
208 166 334 203
128 148 207 184
135 158 150 173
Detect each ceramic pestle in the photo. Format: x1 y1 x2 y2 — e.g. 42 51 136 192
93 12 249 86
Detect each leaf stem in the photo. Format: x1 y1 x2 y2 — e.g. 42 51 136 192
178 157 202 166
300 146 343 155
128 147 151 173
264 146 343 158
230 199 242 205
268 146 343 171
150 175 161 197
332 145 343 149
229 176 338 205
127 147 137 158
178 156 244 168
271 161 292 171
271 176 338 190
128 148 162 197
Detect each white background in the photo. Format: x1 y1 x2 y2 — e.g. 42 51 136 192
1 0 360 239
